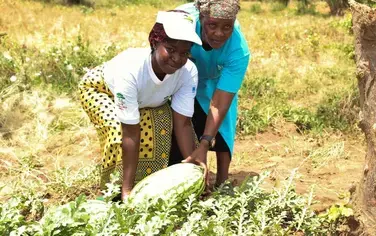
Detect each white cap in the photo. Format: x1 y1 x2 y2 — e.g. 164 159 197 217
156 11 202 46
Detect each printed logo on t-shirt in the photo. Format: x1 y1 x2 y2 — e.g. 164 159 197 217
116 93 127 110
192 86 196 93
163 95 170 103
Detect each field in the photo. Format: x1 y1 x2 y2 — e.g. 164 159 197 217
0 0 366 234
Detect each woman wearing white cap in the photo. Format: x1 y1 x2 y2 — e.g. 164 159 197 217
78 11 202 200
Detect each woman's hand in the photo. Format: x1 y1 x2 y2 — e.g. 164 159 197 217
183 143 210 186
121 186 132 201
184 143 208 165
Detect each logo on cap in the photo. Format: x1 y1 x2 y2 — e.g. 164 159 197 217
184 15 194 24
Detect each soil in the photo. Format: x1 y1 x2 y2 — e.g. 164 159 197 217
207 122 365 212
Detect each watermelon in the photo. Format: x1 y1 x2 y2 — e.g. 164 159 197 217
128 163 205 206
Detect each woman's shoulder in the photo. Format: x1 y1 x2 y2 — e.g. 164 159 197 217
103 48 151 79
179 59 198 75
175 60 198 85
104 48 150 70
108 48 150 64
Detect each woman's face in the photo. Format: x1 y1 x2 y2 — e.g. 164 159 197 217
200 15 235 49
152 39 192 76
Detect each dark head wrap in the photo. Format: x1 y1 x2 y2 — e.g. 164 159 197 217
148 23 169 51
194 0 240 19
148 10 190 51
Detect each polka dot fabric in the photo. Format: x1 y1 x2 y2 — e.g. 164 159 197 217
78 65 172 189
135 105 172 181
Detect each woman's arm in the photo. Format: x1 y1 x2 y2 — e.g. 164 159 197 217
203 89 234 140
121 123 141 200
174 110 209 185
173 110 195 158
190 51 250 160
187 89 234 162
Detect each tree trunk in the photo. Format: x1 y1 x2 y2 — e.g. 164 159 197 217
325 0 349 15
350 1 376 235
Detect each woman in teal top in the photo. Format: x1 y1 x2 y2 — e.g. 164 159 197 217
170 0 250 186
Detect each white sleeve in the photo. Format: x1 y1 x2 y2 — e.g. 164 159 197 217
113 73 140 125
171 65 198 117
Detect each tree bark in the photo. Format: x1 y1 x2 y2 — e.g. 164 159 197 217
350 1 376 235
326 0 349 16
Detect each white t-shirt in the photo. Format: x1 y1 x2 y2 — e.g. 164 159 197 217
103 48 198 125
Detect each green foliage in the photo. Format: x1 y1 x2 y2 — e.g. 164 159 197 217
249 3 264 14
338 12 353 33
0 38 32 96
237 104 274 135
237 75 359 135
237 76 288 135
0 49 17 86
324 0 349 15
316 87 360 132
0 36 119 95
0 191 44 235
0 172 351 235
330 12 353 35
36 36 118 93
323 204 353 222
283 108 323 133
48 165 100 202
305 28 321 55
271 2 288 12
326 42 355 60
242 76 279 98
295 1 317 15
276 0 290 6
282 87 359 134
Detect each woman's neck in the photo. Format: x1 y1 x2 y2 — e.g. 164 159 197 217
155 72 166 81
202 41 212 51
151 53 166 81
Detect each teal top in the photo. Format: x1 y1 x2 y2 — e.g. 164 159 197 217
177 3 251 155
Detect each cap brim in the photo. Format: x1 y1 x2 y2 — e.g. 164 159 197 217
163 24 202 45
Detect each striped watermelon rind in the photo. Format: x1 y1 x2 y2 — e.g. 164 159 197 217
128 163 205 206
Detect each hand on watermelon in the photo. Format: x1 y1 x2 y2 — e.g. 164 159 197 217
121 189 131 202
182 146 209 191
121 179 134 201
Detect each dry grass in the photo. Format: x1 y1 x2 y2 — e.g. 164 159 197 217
1 0 162 49
0 86 100 201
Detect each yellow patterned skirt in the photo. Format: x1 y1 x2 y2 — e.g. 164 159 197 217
78 65 172 189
